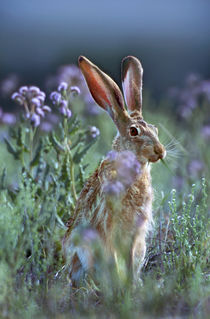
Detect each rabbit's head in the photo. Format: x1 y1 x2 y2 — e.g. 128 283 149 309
78 56 166 165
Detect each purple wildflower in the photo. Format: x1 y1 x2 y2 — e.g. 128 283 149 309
11 85 50 127
50 82 73 118
82 228 99 242
31 97 41 108
45 65 83 93
53 65 83 87
2 113 16 125
38 91 46 99
201 125 210 140
37 95 45 103
114 151 141 187
188 159 204 177
103 150 141 197
11 92 24 105
58 100 72 118
66 108 72 118
199 80 210 101
58 81 68 92
178 105 193 119
89 126 100 138
48 113 59 124
172 175 184 189
107 150 118 161
59 105 67 116
70 86 80 96
40 121 53 132
40 113 58 132
35 107 45 118
42 105 51 113
19 86 28 95
136 214 147 228
25 112 30 119
50 91 61 104
30 113 41 128
29 86 40 95
45 64 99 116
60 100 68 108
0 107 16 125
103 180 125 196
169 73 210 119
0 74 19 97
59 105 72 118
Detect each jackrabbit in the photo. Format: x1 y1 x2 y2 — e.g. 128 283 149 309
63 56 166 286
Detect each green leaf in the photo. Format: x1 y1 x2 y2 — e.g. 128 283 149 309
60 154 71 189
30 140 43 167
0 168 7 189
69 126 80 137
4 138 20 160
49 132 65 153
17 126 25 147
73 139 97 164
77 164 85 188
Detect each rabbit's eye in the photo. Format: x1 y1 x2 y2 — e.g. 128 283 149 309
129 126 139 136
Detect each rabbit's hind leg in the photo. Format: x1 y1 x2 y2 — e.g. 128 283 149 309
69 253 85 288
131 226 147 285
69 243 97 287
132 238 146 281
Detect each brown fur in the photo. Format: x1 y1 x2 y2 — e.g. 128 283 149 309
62 56 166 285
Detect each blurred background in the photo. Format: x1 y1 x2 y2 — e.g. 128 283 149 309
1 0 210 102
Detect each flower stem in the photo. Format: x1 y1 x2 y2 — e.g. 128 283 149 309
29 127 37 173
63 118 77 203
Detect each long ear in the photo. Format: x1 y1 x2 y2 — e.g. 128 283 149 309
78 56 127 123
121 56 143 115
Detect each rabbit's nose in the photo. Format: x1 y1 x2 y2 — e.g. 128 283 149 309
154 144 166 159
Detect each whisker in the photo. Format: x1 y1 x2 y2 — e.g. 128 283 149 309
166 151 179 157
165 138 183 149
167 147 181 154
166 148 181 155
166 153 180 159
158 123 187 154
166 146 180 154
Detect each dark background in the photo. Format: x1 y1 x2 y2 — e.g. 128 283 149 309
1 0 210 97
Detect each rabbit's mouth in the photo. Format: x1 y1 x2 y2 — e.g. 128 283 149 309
142 145 166 163
148 150 167 163
149 155 162 163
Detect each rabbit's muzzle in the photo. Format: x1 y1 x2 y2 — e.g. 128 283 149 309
142 142 166 163
150 143 166 162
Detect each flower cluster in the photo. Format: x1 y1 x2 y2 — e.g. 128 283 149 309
103 150 141 197
11 86 51 127
168 73 210 119
50 82 80 118
46 65 100 116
